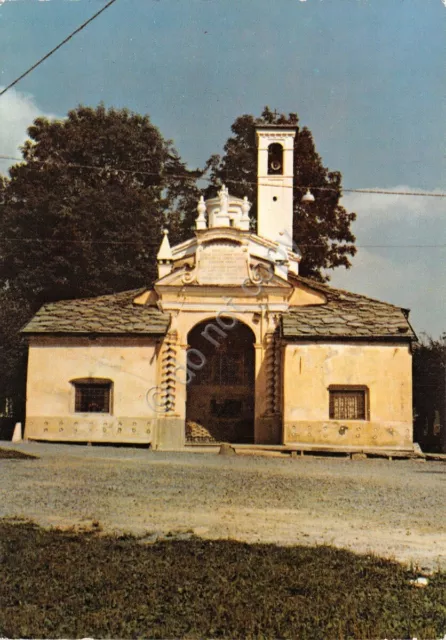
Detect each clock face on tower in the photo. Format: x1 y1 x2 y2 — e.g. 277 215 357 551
267 143 284 175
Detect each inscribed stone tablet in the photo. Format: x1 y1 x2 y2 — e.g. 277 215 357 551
198 242 248 285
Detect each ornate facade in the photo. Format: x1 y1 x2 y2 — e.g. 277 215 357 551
22 126 416 451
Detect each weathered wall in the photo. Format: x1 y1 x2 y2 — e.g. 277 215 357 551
283 341 413 449
25 337 159 444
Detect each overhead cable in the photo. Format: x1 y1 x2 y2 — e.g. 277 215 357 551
0 155 444 199
0 0 118 98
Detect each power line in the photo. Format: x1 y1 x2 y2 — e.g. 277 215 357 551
1 155 445 199
0 0 118 98
1 238 446 249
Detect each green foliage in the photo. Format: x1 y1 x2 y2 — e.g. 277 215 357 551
0 521 445 639
1 104 200 305
0 289 32 414
0 105 200 406
205 106 357 281
413 334 446 452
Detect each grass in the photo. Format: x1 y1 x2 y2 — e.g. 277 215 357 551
0 521 445 639
0 447 38 460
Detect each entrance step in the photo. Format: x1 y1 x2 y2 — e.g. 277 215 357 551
185 442 425 460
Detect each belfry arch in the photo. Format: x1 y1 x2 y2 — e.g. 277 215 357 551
267 142 284 175
185 318 255 444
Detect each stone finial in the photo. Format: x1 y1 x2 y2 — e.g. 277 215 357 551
195 195 207 230
239 195 251 231
157 229 173 278
157 229 172 261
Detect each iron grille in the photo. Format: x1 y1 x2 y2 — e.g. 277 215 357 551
329 389 366 420
75 384 111 413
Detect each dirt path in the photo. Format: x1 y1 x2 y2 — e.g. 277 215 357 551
1 442 445 570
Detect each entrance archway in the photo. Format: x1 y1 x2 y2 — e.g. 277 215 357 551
186 319 255 444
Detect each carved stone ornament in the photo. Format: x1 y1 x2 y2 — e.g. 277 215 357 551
248 261 274 286
181 265 197 285
195 195 207 230
218 184 229 215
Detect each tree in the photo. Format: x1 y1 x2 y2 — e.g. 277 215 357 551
0 104 200 306
204 106 356 281
412 334 446 452
0 289 31 417
0 105 201 410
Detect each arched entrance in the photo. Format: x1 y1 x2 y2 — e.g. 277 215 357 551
186 319 255 444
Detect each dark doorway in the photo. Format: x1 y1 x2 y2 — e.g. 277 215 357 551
186 319 255 444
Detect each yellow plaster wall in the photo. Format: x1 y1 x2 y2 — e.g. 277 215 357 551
25 337 159 443
283 342 413 449
287 285 326 306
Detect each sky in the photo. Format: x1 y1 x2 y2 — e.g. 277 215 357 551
0 0 445 337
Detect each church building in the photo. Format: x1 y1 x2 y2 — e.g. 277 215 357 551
22 125 416 451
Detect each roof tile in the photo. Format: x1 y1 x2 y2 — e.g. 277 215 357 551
282 276 416 341
22 289 170 336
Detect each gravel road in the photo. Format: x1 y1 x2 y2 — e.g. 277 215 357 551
1 442 445 570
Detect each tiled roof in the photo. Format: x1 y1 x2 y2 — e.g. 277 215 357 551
282 276 416 341
22 277 416 342
22 289 170 336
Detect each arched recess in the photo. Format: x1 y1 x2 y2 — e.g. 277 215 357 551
185 318 255 444
267 142 284 175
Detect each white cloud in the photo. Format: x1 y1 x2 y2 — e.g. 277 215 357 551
0 87 57 176
329 187 446 338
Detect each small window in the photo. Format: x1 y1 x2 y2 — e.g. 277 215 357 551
71 378 112 414
329 386 369 420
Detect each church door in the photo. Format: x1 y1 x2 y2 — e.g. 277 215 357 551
186 320 255 444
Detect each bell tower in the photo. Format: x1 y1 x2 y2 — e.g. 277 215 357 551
256 125 296 249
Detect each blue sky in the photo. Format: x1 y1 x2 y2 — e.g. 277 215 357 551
0 0 445 336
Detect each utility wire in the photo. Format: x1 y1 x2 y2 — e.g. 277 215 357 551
1 238 446 249
0 0 118 98
0 155 445 199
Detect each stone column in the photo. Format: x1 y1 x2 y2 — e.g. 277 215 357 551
155 331 186 450
253 334 282 445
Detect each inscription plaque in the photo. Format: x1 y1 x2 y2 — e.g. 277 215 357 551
198 242 248 285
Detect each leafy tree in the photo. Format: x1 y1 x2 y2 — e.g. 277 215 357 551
0 289 31 417
412 334 446 452
0 105 201 409
0 104 200 305
204 106 356 281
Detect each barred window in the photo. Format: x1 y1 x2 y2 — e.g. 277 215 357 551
71 379 112 414
329 386 369 420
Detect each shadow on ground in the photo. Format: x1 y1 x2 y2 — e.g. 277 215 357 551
0 520 445 639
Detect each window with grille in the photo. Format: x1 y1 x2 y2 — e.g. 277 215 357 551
329 386 369 420
192 351 253 387
71 379 112 413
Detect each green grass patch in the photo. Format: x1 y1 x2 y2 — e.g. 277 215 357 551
0 447 38 460
0 521 445 639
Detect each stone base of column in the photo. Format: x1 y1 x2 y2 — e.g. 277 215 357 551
155 416 185 450
255 414 282 445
